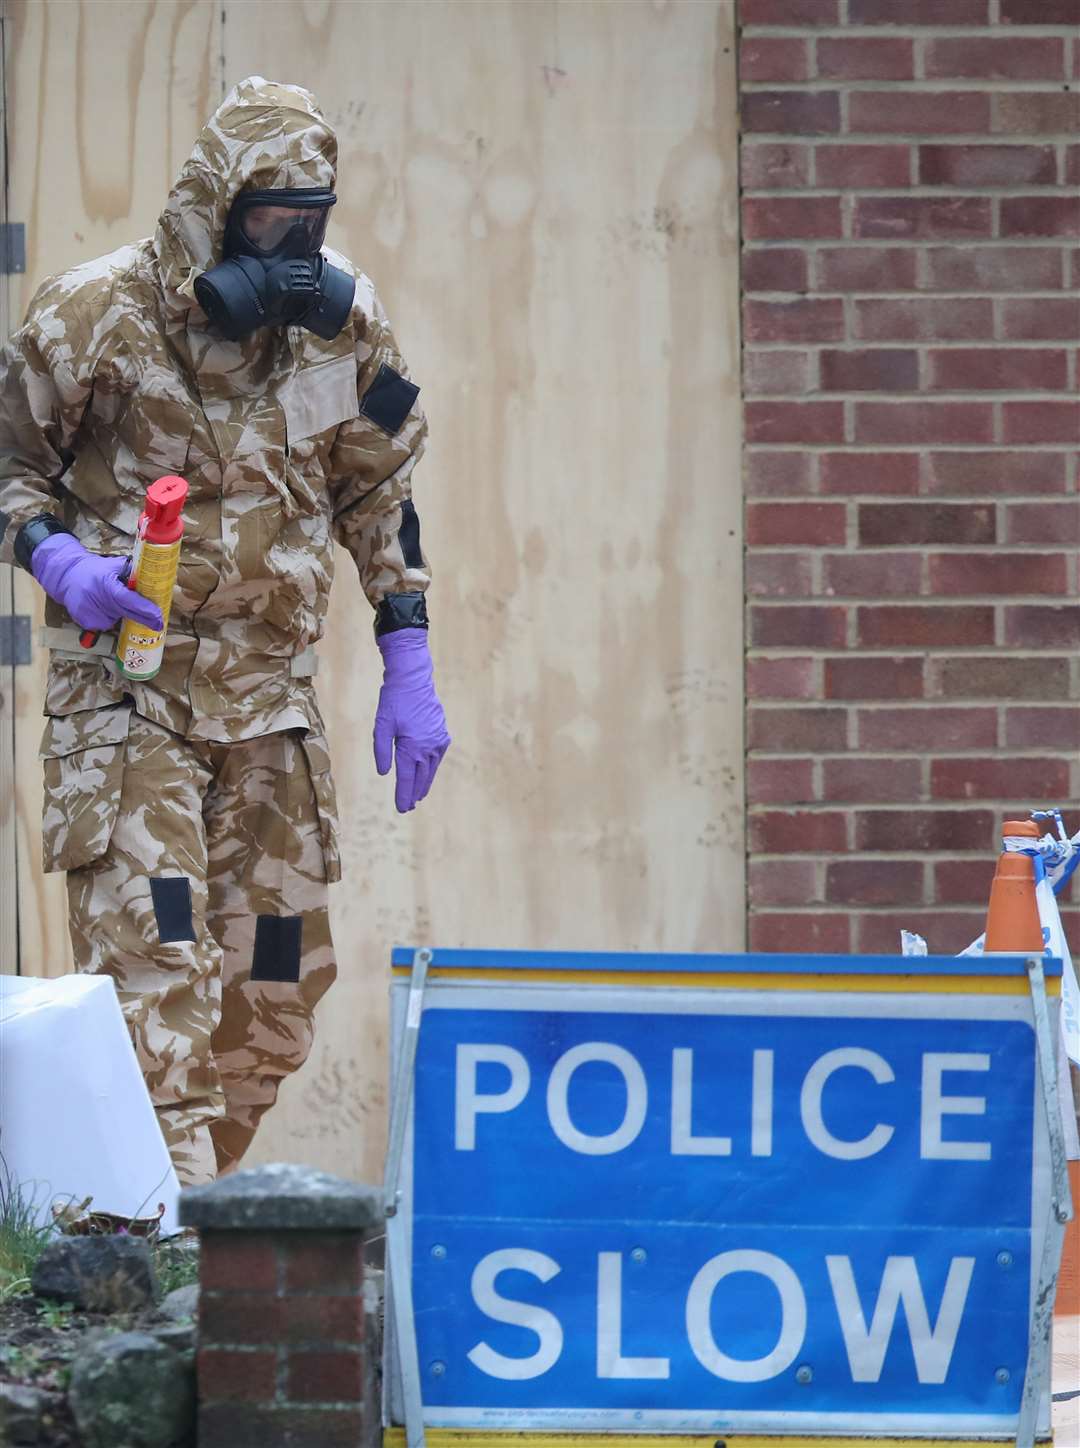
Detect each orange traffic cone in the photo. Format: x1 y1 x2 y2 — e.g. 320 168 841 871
982 820 1043 953
982 823 1080 1317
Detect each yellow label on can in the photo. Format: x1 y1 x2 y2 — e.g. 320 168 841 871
116 539 180 681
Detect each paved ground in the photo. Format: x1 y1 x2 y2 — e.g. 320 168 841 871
1055 1315 1079 1443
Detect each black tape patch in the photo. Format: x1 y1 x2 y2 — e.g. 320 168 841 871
149 877 196 944
251 915 303 983
399 499 423 569
374 592 429 636
359 362 419 436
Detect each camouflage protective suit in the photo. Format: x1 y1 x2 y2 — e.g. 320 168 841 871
0 78 431 1185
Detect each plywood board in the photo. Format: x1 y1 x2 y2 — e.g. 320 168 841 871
5 0 220 977
222 0 744 1183
8 0 742 1187
0 545 15 976
1 0 18 975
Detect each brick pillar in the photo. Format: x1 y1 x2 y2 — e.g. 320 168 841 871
181 1162 381 1448
739 0 1080 954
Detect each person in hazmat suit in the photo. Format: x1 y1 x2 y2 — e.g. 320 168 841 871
0 78 450 1187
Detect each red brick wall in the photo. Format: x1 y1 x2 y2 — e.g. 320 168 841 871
196 1229 368 1448
739 0 1080 955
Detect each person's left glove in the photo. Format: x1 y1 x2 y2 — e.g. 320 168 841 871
373 628 450 813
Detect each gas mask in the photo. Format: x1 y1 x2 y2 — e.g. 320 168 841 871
194 188 355 341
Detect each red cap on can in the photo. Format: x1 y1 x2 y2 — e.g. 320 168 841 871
144 475 188 544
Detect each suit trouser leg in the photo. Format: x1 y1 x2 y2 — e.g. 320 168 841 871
205 728 338 1175
66 714 225 1188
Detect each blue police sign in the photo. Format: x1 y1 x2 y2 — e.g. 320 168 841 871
386 951 1062 1439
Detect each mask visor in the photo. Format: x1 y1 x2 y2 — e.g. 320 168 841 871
231 189 336 255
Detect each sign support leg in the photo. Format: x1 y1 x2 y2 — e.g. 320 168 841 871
384 947 432 1448
1016 953 1075 1448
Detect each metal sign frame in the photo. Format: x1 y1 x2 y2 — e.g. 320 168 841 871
383 949 1070 1447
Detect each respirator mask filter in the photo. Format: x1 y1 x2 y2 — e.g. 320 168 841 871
194 188 355 341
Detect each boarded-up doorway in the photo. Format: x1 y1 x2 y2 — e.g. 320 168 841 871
4 0 742 1184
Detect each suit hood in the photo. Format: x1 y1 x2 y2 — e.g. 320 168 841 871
153 76 337 309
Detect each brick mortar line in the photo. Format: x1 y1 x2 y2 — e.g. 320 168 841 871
747 749 1073 758
749 897 1051 905
745 389 1080 397
747 729 1077 741
746 537 1080 545
747 686 1077 692
740 28 1080 38
744 238 1080 248
197 1342 270 1352
750 491 1076 499
747 660 1077 663
747 697 1077 703
741 337 1077 346
747 907 1022 916
743 302 1077 310
214 1401 362 1413
745 442 1078 450
743 187 1079 198
909 138 921 187
753 716 1080 723
747 642 1071 648
739 80 1078 92
748 807 1068 818
752 706 1080 712
747 611 1071 616
747 557 1080 565
993 604 1006 651
274 1397 363 1409
751 851 1033 862
752 891 1030 903
747 647 1080 655
740 130 1080 141
747 524 1077 535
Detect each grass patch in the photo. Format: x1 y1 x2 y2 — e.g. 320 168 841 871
153 1239 200 1298
2 1155 199 1304
0 1159 55 1300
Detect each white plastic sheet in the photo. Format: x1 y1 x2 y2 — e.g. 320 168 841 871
0 974 180 1235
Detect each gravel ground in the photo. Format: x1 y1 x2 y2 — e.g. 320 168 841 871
0 1294 100 1446
0 1237 198 1446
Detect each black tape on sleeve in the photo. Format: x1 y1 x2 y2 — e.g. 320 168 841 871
374 592 429 637
399 499 423 570
149 877 196 944
250 915 303 983
359 362 420 436
13 514 72 572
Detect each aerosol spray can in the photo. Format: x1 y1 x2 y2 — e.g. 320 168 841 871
116 474 188 682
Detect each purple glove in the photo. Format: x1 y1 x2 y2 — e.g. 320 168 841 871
374 629 450 813
31 533 163 633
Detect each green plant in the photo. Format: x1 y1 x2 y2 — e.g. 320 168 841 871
153 1239 200 1298
0 1155 56 1299
35 1299 74 1330
0 1343 39 1380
